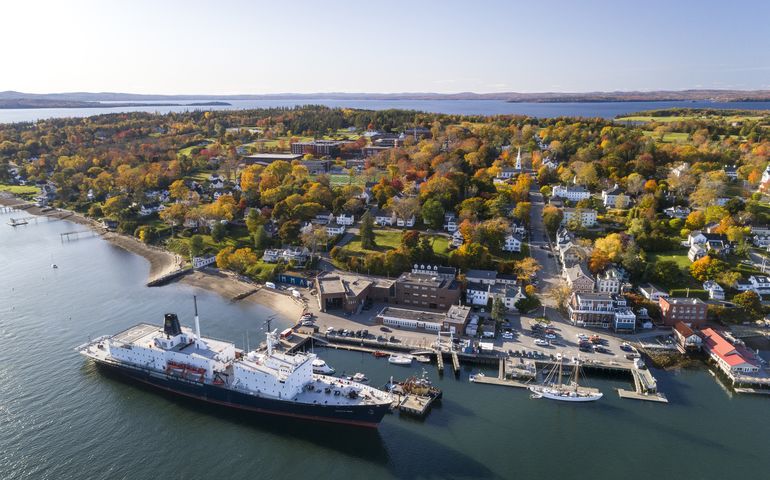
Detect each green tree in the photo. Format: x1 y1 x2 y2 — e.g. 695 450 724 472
652 260 680 285
360 211 376 249
189 234 204 258
211 222 226 243
491 297 507 324
421 198 445 230
733 290 763 319
252 225 269 250
542 205 563 236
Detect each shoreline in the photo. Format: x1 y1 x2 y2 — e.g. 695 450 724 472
0 193 304 322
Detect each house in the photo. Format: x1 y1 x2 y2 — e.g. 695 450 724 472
496 166 519 180
659 297 708 327
511 220 527 235
443 212 458 232
559 242 588 267
701 328 760 376
555 227 574 250
192 255 216 269
639 284 669 301
262 246 310 264
466 282 490 306
702 280 725 300
314 211 335 225
567 292 615 329
395 215 416 228
336 212 355 226
671 163 689 178
451 230 465 248
748 275 770 295
688 231 730 255
325 221 346 237
503 233 523 253
750 225 770 236
673 322 702 351
687 243 708 262
723 165 738 180
564 263 595 293
138 203 162 217
291 140 347 157
596 266 622 294
466 269 498 285
561 208 597 228
370 207 395 226
752 234 770 248
503 285 527 311
664 206 690 219
542 158 559 170
551 185 591 201
601 184 630 208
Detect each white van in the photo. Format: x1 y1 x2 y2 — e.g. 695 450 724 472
265 282 276 289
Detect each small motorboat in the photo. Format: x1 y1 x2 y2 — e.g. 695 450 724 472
373 351 389 358
388 354 413 365
51 264 58 269
312 358 335 374
351 372 369 383
414 355 431 363
469 372 485 382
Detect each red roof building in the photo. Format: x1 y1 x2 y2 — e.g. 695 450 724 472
701 328 760 376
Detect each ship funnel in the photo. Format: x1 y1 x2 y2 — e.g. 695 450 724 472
164 313 182 336
193 295 201 339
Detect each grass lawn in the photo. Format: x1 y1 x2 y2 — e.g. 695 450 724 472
618 114 765 123
0 184 39 195
648 250 691 269
640 131 690 143
344 229 449 258
312 172 386 187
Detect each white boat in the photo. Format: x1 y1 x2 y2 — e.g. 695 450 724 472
388 354 413 365
528 357 602 402
311 358 335 374
351 372 369 383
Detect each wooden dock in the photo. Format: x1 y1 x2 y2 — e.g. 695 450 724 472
615 367 668 403
617 389 669 403
436 350 445 372
395 393 436 417
451 351 460 374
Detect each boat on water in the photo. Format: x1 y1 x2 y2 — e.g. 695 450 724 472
372 351 389 358
386 370 442 401
344 372 369 383
77 298 393 428
528 356 602 402
311 358 335 374
388 354 413 365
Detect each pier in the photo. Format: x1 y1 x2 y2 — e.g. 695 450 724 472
451 351 461 374
146 268 192 287
60 229 100 241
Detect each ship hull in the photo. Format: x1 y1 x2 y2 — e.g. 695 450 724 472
528 386 603 402
92 359 390 428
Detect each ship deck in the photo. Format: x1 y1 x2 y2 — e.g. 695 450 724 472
112 323 234 360
288 376 393 407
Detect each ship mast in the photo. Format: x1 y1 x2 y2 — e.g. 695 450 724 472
193 295 201 340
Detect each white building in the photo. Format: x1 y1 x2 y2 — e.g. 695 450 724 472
551 185 591 202
601 184 630 208
503 233 523 253
561 208 597 228
336 213 355 226
664 206 690 219
325 222 346 237
702 280 725 300
451 230 465 248
596 267 622 294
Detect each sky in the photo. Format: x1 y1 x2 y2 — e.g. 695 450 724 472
3 0 770 95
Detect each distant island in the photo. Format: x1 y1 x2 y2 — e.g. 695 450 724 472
0 98 231 109
2 89 770 105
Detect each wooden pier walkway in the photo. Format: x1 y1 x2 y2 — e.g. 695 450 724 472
451 351 460 374
436 350 444 372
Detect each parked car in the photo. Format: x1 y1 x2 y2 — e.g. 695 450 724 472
534 339 549 346
380 326 392 332
544 333 557 340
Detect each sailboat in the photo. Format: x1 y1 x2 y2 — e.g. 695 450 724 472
528 356 602 402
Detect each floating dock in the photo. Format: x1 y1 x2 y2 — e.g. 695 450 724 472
394 393 437 417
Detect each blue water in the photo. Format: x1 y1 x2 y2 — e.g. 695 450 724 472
1 213 770 479
1 99 769 123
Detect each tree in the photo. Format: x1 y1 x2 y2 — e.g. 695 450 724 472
421 198 445 230
542 205 563 236
652 260 680 284
278 220 301 245
685 211 706 231
252 225 269 250
515 295 541 313
211 221 226 242
491 297 507 324
169 179 189 202
513 202 531 224
733 290 762 318
514 257 542 282
547 282 572 312
689 255 728 282
189 235 204 258
360 211 376 249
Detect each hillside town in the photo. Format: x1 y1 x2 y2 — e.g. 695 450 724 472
3 106 770 393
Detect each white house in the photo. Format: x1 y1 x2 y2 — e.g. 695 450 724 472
396 215 416 228
466 269 498 285
325 221 346 237
596 267 622 294
503 233 523 253
702 280 725 300
688 243 708 262
336 213 355 226
192 255 216 269
551 185 591 201
601 184 630 208
664 206 691 219
639 284 669 301
561 208 597 228
451 230 465 248
371 208 394 226
138 203 163 217
466 282 490 306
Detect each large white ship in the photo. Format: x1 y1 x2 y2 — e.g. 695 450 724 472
78 307 393 427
